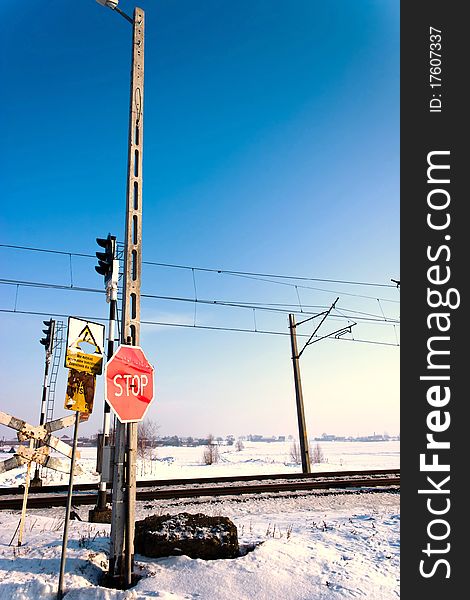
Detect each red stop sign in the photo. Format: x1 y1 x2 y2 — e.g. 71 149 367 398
105 345 155 423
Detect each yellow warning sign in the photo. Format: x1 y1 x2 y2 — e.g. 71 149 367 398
65 318 105 375
65 351 103 375
64 369 96 414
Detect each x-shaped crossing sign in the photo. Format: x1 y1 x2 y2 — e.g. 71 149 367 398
0 411 83 475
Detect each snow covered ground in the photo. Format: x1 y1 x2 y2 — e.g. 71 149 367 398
0 442 400 599
0 440 400 488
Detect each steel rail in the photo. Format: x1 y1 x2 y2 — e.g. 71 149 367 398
0 468 400 496
0 473 399 510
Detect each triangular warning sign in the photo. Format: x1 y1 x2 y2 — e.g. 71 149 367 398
70 325 100 353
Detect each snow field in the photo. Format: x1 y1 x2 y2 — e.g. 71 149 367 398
0 441 400 489
0 441 400 599
0 490 399 599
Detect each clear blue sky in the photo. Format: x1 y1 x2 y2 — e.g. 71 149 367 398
0 1 399 440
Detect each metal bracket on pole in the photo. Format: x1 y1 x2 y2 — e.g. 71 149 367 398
297 298 339 359
306 322 357 346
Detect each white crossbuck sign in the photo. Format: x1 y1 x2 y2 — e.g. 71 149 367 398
0 410 83 475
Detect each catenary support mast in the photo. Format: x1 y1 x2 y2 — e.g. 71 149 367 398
109 6 144 587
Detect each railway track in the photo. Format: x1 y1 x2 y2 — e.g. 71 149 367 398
0 469 399 510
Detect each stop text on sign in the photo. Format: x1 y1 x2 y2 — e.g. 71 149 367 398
113 374 149 397
105 345 155 423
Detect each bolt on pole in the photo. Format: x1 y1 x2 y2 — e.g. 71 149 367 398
109 6 144 588
289 314 311 474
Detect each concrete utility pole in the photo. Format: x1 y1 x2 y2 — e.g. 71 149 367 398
288 314 311 474
107 5 144 588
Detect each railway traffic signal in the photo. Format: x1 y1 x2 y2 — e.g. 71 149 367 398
95 234 117 283
40 319 55 352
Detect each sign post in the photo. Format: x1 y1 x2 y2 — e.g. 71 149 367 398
57 317 103 600
57 411 80 600
17 438 34 547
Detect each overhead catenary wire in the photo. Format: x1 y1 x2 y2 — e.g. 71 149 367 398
192 268 198 327
0 308 400 347
0 278 400 325
0 244 94 259
0 243 400 297
14 284 19 312
295 285 303 312
224 271 399 303
0 270 392 320
376 298 388 321
142 260 397 288
0 245 400 348
69 254 74 288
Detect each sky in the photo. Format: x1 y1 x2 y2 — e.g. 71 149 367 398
0 0 399 440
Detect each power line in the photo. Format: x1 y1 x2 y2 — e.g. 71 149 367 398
0 243 93 259
0 308 399 347
0 278 104 295
0 275 397 320
0 278 400 324
0 243 399 293
223 272 400 303
142 259 397 288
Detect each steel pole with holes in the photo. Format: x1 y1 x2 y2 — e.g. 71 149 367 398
32 320 55 486
96 290 118 511
109 6 144 587
289 314 311 474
